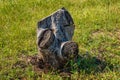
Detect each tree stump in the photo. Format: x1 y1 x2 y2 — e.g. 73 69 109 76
37 8 78 69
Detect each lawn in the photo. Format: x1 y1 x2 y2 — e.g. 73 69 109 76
0 0 120 80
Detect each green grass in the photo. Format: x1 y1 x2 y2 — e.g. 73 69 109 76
0 0 120 80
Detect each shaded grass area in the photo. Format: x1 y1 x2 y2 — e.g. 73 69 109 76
0 53 119 80
0 0 120 79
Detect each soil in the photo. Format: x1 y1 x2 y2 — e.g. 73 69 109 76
12 53 108 78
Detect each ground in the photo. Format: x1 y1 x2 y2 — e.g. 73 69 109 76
0 0 120 80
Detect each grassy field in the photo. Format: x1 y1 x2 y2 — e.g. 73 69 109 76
0 0 120 80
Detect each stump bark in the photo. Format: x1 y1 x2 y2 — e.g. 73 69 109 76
37 8 78 69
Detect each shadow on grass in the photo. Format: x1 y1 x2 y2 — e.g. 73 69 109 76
5 53 116 80
12 53 115 75
58 53 114 75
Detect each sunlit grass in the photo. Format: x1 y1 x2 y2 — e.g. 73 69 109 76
0 0 120 79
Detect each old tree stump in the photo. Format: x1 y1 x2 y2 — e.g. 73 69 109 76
37 8 79 70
